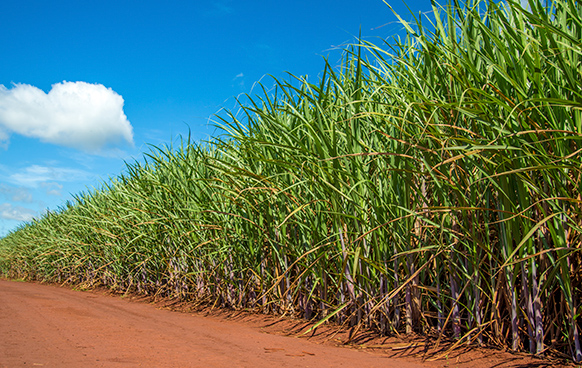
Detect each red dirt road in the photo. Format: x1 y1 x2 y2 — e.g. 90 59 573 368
0 280 425 368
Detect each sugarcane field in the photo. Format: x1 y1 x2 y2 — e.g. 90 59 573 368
1 0 581 366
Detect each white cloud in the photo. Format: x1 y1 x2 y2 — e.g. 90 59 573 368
0 203 37 221
234 73 244 79
0 129 8 146
40 182 64 196
0 184 33 202
9 165 92 187
0 81 134 154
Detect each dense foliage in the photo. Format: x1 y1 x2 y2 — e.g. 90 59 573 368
1 0 581 361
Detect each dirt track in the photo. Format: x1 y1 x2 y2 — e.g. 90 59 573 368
0 279 567 368
0 279 427 368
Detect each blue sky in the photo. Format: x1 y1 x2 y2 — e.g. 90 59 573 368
0 0 434 236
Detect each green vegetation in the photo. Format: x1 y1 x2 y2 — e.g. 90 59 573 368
1 0 581 361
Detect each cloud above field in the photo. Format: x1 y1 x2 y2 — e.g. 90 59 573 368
0 81 134 154
0 203 37 221
41 182 64 196
8 165 93 187
0 184 33 203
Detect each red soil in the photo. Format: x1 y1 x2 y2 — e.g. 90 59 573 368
0 279 571 368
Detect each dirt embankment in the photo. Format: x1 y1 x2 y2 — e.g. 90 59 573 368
0 279 569 367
